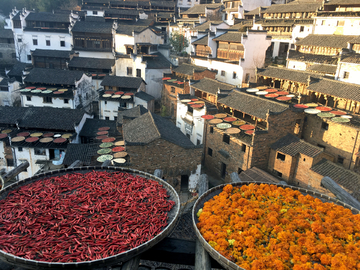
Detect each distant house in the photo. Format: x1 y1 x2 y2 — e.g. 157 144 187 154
99 75 148 120
21 68 93 111
122 111 203 186
0 106 91 180
31 49 73 69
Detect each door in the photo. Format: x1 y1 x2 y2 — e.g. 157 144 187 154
221 162 227 179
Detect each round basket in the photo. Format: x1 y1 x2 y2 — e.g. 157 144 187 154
0 167 180 270
192 182 360 270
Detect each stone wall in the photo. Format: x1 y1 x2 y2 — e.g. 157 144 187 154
302 115 360 170
126 138 202 180
162 83 185 117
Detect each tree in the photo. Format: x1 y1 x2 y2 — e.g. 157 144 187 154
169 31 189 56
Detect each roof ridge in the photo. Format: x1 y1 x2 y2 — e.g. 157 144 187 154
148 112 161 139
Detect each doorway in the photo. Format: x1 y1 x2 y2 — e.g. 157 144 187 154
221 162 227 179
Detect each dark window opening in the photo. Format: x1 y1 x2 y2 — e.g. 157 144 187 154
321 122 329 130
6 159 14 166
207 147 213 156
223 134 230 144
274 170 282 177
221 70 225 76
300 26 304 32
277 152 286 161
46 40 50 46
317 144 325 150
43 96 52 103
93 11 98 15
171 87 175 93
136 69 141 77
241 144 246 152
34 148 46 155
221 162 227 179
64 99 69 104
343 71 350 79
27 55 31 61
127 67 132 76
338 156 344 164
60 40 65 47
210 126 214 133
197 139 201 145
18 147 23 152
105 116 110 120
33 39 38 45
26 96 31 101
233 72 236 79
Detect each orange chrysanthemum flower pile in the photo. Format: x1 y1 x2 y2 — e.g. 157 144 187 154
197 183 360 270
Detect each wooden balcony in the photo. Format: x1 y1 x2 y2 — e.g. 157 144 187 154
217 49 243 60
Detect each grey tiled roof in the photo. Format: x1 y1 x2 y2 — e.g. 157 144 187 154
192 21 225 31
191 77 235 95
271 133 323 158
213 31 243 43
79 118 119 137
181 3 223 15
172 63 208 76
123 112 199 148
311 158 360 201
257 66 321 84
135 91 155 101
0 29 13 39
0 106 85 131
24 68 85 86
71 21 113 34
192 35 208 45
349 36 360 44
117 105 148 125
31 49 72 58
63 143 99 166
245 6 268 15
325 0 360 4
296 34 355 48
341 53 360 64
307 77 360 102
68 57 115 69
100 75 145 88
261 2 321 13
287 50 339 65
217 89 289 120
25 12 70 23
116 19 155 35
143 52 172 69
307 64 337 74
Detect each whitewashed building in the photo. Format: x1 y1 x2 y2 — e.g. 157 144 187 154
0 106 91 180
9 9 76 63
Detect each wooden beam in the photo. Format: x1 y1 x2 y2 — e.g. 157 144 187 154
2 161 29 183
68 160 83 168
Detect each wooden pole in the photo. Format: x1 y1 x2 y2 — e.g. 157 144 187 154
321 176 360 210
2 161 29 183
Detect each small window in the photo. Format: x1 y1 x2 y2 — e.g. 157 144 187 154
221 70 225 76
343 71 350 79
6 158 14 166
43 96 52 103
33 39 38 45
93 11 98 15
27 55 31 61
64 99 69 104
223 134 230 144
277 152 286 161
337 20 344 26
18 147 23 152
26 96 31 101
321 20 325 25
210 126 214 133
207 147 213 156
17 37 22 43
171 87 175 93
300 26 304 32
104 101 107 105
34 148 46 155
136 69 141 77
233 72 237 79
321 122 329 130
114 116 117 121
241 144 246 152
46 40 50 46
105 116 110 120
60 40 65 47
127 67 132 75
338 156 344 164
197 139 201 145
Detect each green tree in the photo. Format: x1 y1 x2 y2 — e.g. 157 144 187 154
169 31 189 55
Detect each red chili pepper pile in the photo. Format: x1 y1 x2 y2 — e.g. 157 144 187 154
0 171 175 262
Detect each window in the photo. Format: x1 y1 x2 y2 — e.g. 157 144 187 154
34 148 46 155
223 134 230 144
18 147 23 152
197 139 201 145
93 11 98 15
46 40 50 46
60 40 65 47
64 99 69 104
300 26 304 32
171 87 175 93
233 72 237 79
0 86 8 91
43 97 52 103
26 96 31 101
14 21 21 28
221 70 225 76
114 116 117 121
241 144 246 152
6 158 14 166
343 71 350 79
277 152 286 161
33 39 38 45
210 126 214 133
337 20 344 26
127 67 132 75
136 69 141 77
105 117 110 120
321 20 325 25
338 156 344 164
207 147 213 156
27 55 31 61
17 36 22 42
321 122 329 130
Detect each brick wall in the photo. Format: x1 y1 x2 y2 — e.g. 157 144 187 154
203 123 251 183
162 84 185 117
268 150 296 182
193 70 216 80
126 138 202 180
302 115 360 170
